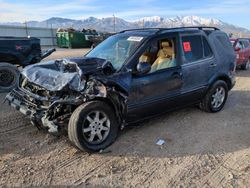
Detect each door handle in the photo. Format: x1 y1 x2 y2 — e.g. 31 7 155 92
172 72 183 79
209 63 217 67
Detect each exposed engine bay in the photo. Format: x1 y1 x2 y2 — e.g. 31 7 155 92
6 57 131 133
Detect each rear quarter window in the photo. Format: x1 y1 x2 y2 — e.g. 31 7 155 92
202 36 213 58
216 35 233 51
209 31 235 64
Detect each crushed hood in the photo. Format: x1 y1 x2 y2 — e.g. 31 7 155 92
22 57 131 93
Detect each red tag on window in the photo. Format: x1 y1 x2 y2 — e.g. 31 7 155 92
183 42 191 52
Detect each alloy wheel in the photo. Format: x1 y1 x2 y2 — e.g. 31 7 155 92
211 86 226 108
82 111 110 144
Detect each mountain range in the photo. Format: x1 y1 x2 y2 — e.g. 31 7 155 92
2 16 250 37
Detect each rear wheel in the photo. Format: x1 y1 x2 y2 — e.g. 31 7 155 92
241 58 250 70
68 101 119 152
0 63 20 92
200 80 228 113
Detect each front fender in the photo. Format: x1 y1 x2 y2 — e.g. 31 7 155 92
84 79 128 125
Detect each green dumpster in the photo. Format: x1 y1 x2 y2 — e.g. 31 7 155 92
56 31 92 48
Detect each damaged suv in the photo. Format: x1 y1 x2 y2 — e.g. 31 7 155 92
6 27 236 152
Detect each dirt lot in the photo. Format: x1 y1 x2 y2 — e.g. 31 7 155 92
43 48 91 61
0 49 249 188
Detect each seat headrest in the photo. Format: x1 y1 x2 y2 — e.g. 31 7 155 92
139 52 151 63
141 52 150 57
161 41 171 48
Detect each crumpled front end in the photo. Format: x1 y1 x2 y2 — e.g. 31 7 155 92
5 58 131 133
22 59 86 92
6 86 85 133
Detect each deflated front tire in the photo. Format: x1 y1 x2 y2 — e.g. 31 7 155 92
68 101 119 152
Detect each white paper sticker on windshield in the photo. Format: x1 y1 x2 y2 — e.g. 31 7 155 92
127 36 143 42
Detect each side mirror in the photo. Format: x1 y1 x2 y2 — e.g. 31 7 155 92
136 62 151 75
235 47 241 51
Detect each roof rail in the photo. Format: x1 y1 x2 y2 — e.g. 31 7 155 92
176 26 219 30
119 28 162 33
119 26 220 34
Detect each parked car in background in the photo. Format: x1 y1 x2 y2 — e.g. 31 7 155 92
241 38 250 43
6 27 236 152
230 38 250 70
0 37 55 92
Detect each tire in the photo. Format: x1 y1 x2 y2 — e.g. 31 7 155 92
68 101 119 152
200 80 228 113
0 63 20 93
241 58 250 70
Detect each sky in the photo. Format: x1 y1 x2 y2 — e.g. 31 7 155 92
0 0 250 29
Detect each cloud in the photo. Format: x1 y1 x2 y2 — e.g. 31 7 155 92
0 0 249 29
111 7 248 20
70 0 250 20
0 0 101 22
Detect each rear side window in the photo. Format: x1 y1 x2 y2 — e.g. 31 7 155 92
182 35 213 63
182 35 203 63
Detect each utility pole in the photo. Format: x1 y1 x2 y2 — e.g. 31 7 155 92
24 21 29 37
50 23 55 47
113 14 116 33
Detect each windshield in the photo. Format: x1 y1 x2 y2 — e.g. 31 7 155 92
86 34 143 69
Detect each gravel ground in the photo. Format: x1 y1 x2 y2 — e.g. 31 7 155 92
0 49 249 187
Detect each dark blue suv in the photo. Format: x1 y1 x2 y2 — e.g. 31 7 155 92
6 27 236 152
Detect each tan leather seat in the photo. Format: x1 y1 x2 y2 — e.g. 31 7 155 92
151 41 174 72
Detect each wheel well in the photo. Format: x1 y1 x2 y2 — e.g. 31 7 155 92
90 97 123 124
217 76 231 89
93 97 116 111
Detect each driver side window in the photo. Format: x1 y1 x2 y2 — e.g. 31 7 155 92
138 37 177 74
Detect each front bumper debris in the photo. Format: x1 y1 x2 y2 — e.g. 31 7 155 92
6 90 34 117
6 89 62 133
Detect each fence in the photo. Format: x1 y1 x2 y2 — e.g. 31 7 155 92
0 24 57 47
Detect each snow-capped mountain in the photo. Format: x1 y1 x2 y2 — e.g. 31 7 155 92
136 16 164 27
1 15 250 36
137 16 250 36
138 16 163 23
169 16 222 26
